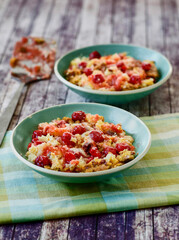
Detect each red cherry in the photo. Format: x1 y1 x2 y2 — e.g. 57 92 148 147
142 62 151 71
117 62 127 72
61 132 75 147
104 147 117 156
114 76 122 91
129 74 142 84
64 152 76 164
90 147 102 158
72 125 86 135
92 74 105 84
35 155 51 167
83 68 93 76
27 142 32 150
78 62 87 69
116 143 131 153
72 111 86 121
22 37 28 44
32 130 43 139
89 51 101 60
32 138 43 145
90 130 104 142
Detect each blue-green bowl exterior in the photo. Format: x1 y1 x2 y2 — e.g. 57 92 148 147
32 168 130 183
55 44 172 104
66 85 157 104
11 103 151 183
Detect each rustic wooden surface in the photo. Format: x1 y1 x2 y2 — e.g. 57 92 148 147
0 0 179 239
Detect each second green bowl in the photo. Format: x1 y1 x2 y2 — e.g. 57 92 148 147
55 44 172 104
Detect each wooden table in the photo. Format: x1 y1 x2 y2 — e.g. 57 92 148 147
0 0 178 239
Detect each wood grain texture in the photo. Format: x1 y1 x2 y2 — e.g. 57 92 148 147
128 0 149 117
96 213 125 240
66 0 99 103
17 0 58 122
125 210 153 240
154 206 179 240
0 0 43 115
68 216 97 240
148 0 171 115
95 0 112 44
39 219 69 240
0 0 24 110
0 0 23 57
12 222 42 240
162 0 179 113
111 0 131 111
0 224 14 240
44 0 82 108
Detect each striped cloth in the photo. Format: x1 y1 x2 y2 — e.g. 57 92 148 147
1 113 179 224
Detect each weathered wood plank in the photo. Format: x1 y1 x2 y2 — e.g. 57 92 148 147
29 0 54 37
0 0 43 114
125 209 153 240
39 219 69 240
85 0 113 104
0 0 12 26
162 0 179 113
96 213 125 240
0 0 24 57
148 0 171 115
0 224 14 240
68 216 97 240
94 0 112 44
9 0 56 129
12 222 42 240
44 0 83 108
13 0 69 122
19 0 83 121
111 0 131 110
59 0 82 39
153 206 179 240
0 0 24 110
112 0 132 44
17 0 69 122
65 0 99 103
128 0 149 117
76 0 99 48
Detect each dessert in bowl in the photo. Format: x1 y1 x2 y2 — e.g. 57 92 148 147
26 111 136 173
65 51 158 91
55 44 172 104
11 103 151 183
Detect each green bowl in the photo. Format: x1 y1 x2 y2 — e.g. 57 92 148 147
10 103 151 183
54 44 172 104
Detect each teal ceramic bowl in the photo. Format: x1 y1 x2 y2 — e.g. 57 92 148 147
10 103 151 183
54 44 172 104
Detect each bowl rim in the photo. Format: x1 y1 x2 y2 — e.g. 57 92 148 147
10 102 151 178
54 43 172 95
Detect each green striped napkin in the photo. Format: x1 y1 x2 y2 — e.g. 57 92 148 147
1 113 179 224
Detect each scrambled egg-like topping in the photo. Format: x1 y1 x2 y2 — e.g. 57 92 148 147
26 111 135 173
65 52 159 91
